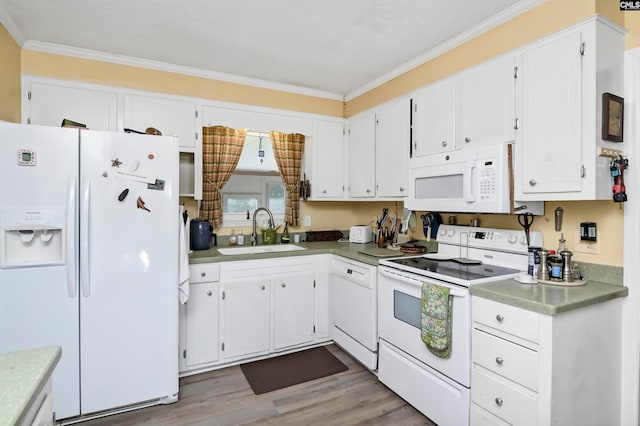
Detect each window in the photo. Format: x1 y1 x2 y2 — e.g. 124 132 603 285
221 133 286 228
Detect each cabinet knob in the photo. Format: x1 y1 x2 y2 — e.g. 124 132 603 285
261 285 266 290
366 189 371 193
441 141 447 147
496 314 505 322
399 186 405 192
207 291 212 296
322 189 327 194
529 179 537 186
494 397 503 406
201 272 206 277
495 356 504 365
465 137 471 143
281 283 286 288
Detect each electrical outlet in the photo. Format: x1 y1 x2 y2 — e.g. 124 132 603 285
304 215 312 227
573 230 600 254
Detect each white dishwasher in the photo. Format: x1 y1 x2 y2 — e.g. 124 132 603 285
330 257 377 370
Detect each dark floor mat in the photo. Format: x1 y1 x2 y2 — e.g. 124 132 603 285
240 346 349 395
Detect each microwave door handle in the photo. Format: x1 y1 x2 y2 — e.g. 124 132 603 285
464 160 477 202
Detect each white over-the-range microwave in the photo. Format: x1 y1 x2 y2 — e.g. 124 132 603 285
406 143 544 215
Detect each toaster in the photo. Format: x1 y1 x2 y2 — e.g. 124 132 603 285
349 225 373 243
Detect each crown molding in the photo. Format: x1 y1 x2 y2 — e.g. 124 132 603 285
22 40 345 101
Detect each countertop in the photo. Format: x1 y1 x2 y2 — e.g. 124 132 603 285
470 279 628 315
188 240 426 266
0 346 61 426
190 240 627 315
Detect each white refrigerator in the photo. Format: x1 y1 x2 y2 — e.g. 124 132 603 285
0 121 179 420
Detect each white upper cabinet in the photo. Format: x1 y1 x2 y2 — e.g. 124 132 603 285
123 94 199 149
411 78 455 157
25 81 118 131
310 119 345 199
514 18 624 201
456 55 516 149
376 98 410 197
347 111 377 197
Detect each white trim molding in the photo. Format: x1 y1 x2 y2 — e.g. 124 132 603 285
621 46 640 426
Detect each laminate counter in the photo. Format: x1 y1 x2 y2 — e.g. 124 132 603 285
0 346 61 426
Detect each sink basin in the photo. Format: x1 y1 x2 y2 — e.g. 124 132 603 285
216 245 307 255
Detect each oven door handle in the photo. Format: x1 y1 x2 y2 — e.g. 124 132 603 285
379 268 467 298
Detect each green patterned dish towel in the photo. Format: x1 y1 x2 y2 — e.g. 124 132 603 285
421 282 453 358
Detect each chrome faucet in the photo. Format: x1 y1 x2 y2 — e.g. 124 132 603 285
251 207 274 246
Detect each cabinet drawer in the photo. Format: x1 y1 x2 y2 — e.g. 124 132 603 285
473 329 539 391
472 297 539 344
472 369 537 426
190 263 220 283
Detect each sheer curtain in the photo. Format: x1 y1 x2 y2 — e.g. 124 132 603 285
270 131 305 226
201 126 247 227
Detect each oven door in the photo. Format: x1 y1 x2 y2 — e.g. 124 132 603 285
378 266 471 387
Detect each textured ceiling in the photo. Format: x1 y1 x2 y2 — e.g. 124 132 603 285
0 0 542 99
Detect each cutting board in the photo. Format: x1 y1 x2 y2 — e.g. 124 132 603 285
358 248 402 258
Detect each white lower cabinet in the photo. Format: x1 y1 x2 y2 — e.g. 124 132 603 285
179 255 331 375
471 296 622 426
222 278 271 359
273 271 315 350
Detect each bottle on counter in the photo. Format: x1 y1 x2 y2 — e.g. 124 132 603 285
237 228 245 246
229 229 237 246
281 223 290 243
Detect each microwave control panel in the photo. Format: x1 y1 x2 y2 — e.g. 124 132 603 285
478 160 497 200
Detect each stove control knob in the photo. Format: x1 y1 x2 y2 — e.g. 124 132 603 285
507 234 518 244
520 236 527 245
447 229 455 237
439 228 447 236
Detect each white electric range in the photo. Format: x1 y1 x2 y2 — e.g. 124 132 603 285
377 225 542 426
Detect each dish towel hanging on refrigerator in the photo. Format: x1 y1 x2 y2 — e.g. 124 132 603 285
179 206 191 304
421 282 453 358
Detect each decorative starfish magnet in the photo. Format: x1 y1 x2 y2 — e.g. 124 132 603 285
111 158 122 167
136 196 150 212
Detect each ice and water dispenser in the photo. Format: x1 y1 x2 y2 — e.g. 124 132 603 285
0 208 66 268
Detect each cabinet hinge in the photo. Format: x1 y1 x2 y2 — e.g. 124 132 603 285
513 66 518 79
413 103 418 113
195 110 198 118
313 325 316 333
27 117 31 125
581 165 586 178
221 342 225 351
28 91 31 100
343 128 346 135
195 132 198 140
222 291 225 300
183 349 187 359
376 118 379 126
580 42 585 56
313 280 316 288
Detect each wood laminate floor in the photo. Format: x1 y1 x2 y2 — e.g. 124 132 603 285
76 345 436 426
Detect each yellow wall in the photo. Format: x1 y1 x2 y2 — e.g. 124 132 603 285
0 23 21 122
20 51 344 118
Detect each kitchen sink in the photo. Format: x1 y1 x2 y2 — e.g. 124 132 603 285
216 245 307 255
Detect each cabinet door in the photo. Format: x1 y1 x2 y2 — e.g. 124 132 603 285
184 283 219 367
26 81 117 131
124 94 198 148
348 112 376 197
411 79 455 157
456 56 515 149
222 279 270 359
273 272 315 350
376 99 410 197
515 31 582 196
312 119 345 198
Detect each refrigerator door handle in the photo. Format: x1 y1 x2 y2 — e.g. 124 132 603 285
66 175 77 298
81 178 91 297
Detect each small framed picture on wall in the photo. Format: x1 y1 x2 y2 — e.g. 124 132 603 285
602 92 624 142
